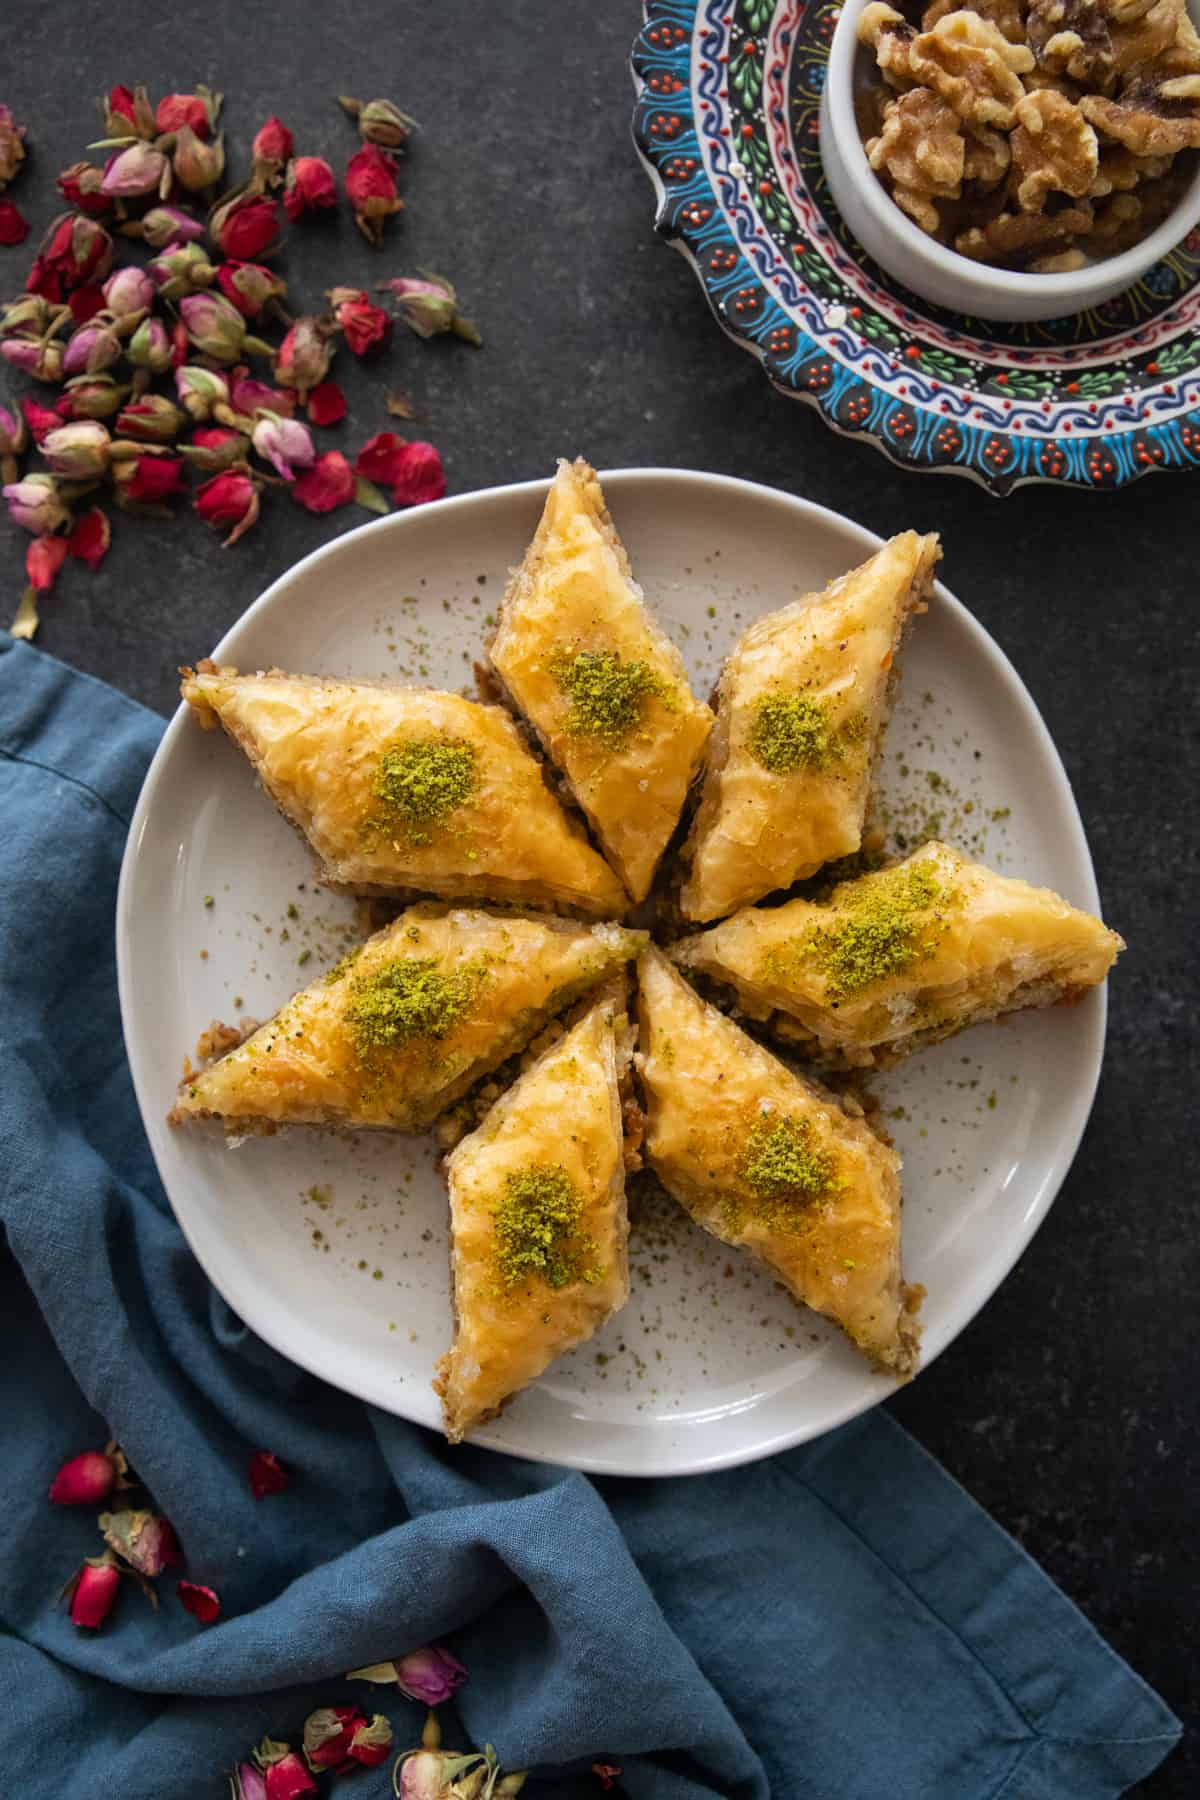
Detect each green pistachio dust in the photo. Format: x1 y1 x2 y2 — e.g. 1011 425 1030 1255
552 649 666 748
492 1164 601 1291
346 956 483 1056
369 738 477 842
748 694 862 775
786 861 952 1001
727 1113 837 1233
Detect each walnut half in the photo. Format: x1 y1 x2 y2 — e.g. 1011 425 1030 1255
909 11 1036 128
867 89 966 232
1011 88 1100 208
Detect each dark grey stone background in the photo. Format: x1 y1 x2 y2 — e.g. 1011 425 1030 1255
8 2 1197 1790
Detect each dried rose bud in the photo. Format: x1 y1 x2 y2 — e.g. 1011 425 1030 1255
395 1748 488 1800
345 144 402 245
347 1716 393 1769
62 324 122 378
157 90 218 140
147 242 217 301
65 1550 123 1629
28 214 114 302
348 1644 467 1705
114 449 187 506
195 469 259 545
339 94 417 150
274 316 334 397
135 204 206 248
1 293 50 338
0 199 29 244
210 190 279 261
283 155 337 222
305 380 345 427
230 1763 268 1800
67 506 111 569
99 1508 182 1576
102 266 154 319
381 274 480 344
68 284 108 326
253 1740 318 1800
26 534 69 593
177 1580 221 1622
0 338 64 382
0 104 26 189
173 125 226 194
116 395 183 443
176 364 230 421
302 1706 364 1773
56 161 111 218
102 84 156 139
247 1448 291 1497
251 116 293 189
327 287 392 357
126 317 172 374
180 290 259 363
292 449 354 513
217 260 287 320
252 412 314 480
59 375 129 420
180 425 249 471
229 370 292 418
170 318 189 368
22 397 62 442
101 141 169 199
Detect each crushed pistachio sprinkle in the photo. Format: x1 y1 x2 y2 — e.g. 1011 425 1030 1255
347 955 483 1055
731 1114 837 1232
369 737 477 842
783 861 953 1000
492 1163 600 1290
552 648 665 747
749 693 861 775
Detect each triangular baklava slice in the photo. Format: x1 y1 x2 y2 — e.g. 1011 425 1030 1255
181 664 626 917
636 948 919 1375
170 905 646 1135
488 459 712 902
674 841 1124 1069
679 531 939 922
434 993 634 1442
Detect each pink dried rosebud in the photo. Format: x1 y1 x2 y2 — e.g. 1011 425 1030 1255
345 144 402 245
292 449 353 513
98 1508 182 1577
347 1716 393 1769
0 199 29 244
283 155 337 223
65 1550 122 1629
176 364 230 421
114 449 187 506
4 473 70 534
62 324 122 377
27 534 70 592
306 380 345 427
173 125 226 194
180 425 249 471
28 214 114 301
102 84 156 139
348 1645 468 1706
157 91 216 140
339 94 417 150
327 287 392 357
195 469 259 545
228 370 290 418
180 291 248 362
302 1707 364 1773
116 395 183 443
127 317 172 373
39 424 111 481
147 242 216 301
0 337 64 382
253 1741 318 1800
103 266 155 319
218 260 287 320
252 412 314 480
22 397 63 442
210 191 279 262
137 204 206 248
274 316 333 398
248 1449 291 1497
177 1580 221 1622
67 506 111 570
230 1762 268 1800
57 162 112 217
101 141 169 199
382 274 480 344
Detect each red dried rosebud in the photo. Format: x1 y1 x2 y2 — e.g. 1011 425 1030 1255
176 364 230 421
103 266 155 319
327 287 392 357
57 162 112 217
217 260 287 320
229 370 292 418
0 199 29 244
180 425 249 472
127 317 172 373
345 145 402 245
157 93 213 140
67 283 108 326
59 375 129 420
65 1550 122 1629
274 316 333 398
292 449 354 513
392 441 446 507
180 291 248 363
137 204 206 248
195 469 259 545
102 84 156 139
302 1706 364 1773
244 1454 289 1497
252 117 294 188
339 94 417 150
3 473 70 534
264 1754 317 1800
173 125 226 194
0 338 64 382
28 214 114 301
0 103 28 185
101 141 168 199
116 395 184 443
99 1508 182 1576
210 191 279 262
67 506 111 570
62 324 122 378
283 155 337 222
42 421 111 479
252 412 314 480
171 318 189 368
177 1580 221 1622
347 1716 393 1769
147 242 216 301
22 398 63 443
381 274 480 344
305 380 345 427
114 450 187 506
27 534 70 592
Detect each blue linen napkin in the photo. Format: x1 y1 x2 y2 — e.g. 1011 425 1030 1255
0 631 1181 1800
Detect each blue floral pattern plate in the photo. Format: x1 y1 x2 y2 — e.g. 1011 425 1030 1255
631 0 1200 493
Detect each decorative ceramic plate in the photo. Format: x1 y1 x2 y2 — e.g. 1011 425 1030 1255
117 471 1106 1476
631 0 1200 493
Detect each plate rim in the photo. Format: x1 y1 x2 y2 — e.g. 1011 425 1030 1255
116 468 1107 1477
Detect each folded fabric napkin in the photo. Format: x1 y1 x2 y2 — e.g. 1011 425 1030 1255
0 632 1180 1800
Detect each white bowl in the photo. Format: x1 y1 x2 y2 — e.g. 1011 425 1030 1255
820 0 1200 321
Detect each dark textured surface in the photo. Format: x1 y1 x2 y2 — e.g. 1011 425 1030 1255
6 2 1197 1790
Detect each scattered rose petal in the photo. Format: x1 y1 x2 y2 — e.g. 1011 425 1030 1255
292 450 354 513
65 1551 123 1629
10 585 39 640
305 381 345 427
0 199 29 245
26 535 69 593
49 1447 118 1505
353 430 407 484
177 1580 221 1623
385 388 417 420
392 441 445 507
67 507 112 570
248 1449 290 1498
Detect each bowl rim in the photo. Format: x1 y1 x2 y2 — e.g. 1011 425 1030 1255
825 0 1200 306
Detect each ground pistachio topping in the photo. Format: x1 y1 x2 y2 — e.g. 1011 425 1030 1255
346 955 484 1055
551 647 667 748
782 859 953 1001
368 737 477 842
730 1113 837 1232
748 693 862 775
492 1163 600 1290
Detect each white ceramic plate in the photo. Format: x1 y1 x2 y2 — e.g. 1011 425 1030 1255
117 470 1107 1477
